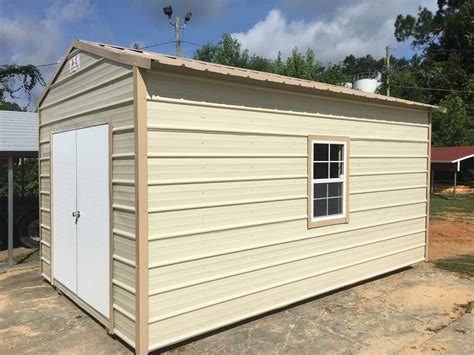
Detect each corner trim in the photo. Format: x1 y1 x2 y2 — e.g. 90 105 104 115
425 112 432 261
133 66 149 354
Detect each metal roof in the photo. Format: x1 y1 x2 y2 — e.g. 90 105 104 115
0 110 38 157
37 39 446 113
431 146 474 163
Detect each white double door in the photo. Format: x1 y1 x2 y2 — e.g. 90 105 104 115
52 124 109 318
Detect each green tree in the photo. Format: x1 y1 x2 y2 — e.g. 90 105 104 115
0 64 45 111
432 94 473 146
394 0 473 146
317 64 350 86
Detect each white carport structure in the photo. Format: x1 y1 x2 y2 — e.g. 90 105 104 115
0 110 38 266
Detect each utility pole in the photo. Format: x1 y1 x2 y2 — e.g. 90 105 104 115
175 17 181 57
385 46 391 96
163 5 192 57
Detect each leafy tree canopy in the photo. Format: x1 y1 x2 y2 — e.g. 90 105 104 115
0 64 45 111
395 0 473 146
194 34 350 86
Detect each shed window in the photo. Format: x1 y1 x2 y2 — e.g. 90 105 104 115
308 136 349 228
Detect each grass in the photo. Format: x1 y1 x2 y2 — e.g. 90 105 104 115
430 194 474 218
435 254 474 277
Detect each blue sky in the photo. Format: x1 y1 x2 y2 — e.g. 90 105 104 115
1 0 437 105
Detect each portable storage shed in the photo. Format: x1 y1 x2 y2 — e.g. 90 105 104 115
37 40 444 353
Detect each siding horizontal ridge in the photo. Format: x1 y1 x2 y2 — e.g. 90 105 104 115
148 195 427 214
113 304 136 321
148 175 308 186
112 204 135 213
148 244 425 323
113 228 136 240
113 254 136 267
351 199 427 213
41 71 133 110
149 215 308 241
148 153 307 158
147 154 428 159
351 170 427 177
149 202 427 241
40 239 51 248
112 125 134 133
112 153 135 159
351 155 428 159
39 98 134 128
351 185 427 195
148 195 307 213
147 125 429 143
113 279 136 294
49 57 105 90
112 179 135 186
148 97 429 128
148 226 426 272
148 255 424 351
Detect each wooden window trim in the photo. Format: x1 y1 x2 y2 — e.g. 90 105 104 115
307 135 350 228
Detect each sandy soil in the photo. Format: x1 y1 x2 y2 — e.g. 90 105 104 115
434 185 474 195
428 212 474 261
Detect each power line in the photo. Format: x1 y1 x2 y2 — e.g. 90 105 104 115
34 62 60 68
139 40 176 49
393 85 473 93
1 40 200 69
182 40 202 47
0 62 59 68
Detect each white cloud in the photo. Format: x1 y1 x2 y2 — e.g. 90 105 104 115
232 0 437 63
0 0 94 108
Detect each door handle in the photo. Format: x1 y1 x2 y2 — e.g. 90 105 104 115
72 211 81 224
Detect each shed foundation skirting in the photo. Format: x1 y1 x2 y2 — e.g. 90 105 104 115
37 40 440 353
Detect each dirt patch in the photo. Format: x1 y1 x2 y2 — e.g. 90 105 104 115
386 284 473 311
434 185 473 195
429 212 474 261
0 325 41 337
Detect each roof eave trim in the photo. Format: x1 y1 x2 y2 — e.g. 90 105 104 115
453 154 474 163
433 106 447 114
75 40 152 69
150 61 444 113
432 154 474 164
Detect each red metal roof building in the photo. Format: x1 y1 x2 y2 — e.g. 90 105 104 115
431 146 474 165
430 146 474 195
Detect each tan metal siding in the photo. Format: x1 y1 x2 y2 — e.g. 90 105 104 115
38 50 136 342
148 247 422 348
147 71 429 125
145 72 429 350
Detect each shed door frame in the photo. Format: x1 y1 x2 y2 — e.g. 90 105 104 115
51 123 112 322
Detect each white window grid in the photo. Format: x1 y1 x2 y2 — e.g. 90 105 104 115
311 140 347 222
